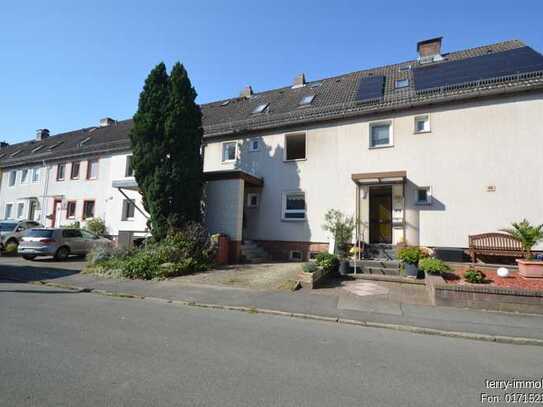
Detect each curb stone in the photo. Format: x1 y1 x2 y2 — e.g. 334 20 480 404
19 279 543 347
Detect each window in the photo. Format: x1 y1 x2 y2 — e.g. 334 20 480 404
32 168 40 183
282 191 306 220
222 142 237 162
298 95 315 107
16 203 24 219
4 204 13 219
246 193 259 208
285 133 306 161
414 115 430 133
82 200 95 219
79 137 91 146
87 159 98 179
289 250 304 261
56 163 65 181
248 139 260 152
21 169 29 184
48 141 63 150
125 155 134 177
308 251 320 261
28 200 38 221
66 201 77 219
416 187 432 205
369 122 392 148
252 103 269 114
70 161 80 179
81 230 98 240
32 145 44 153
10 149 21 157
122 199 136 220
62 229 83 238
8 171 16 187
395 79 409 89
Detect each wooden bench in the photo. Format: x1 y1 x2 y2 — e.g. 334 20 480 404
466 233 524 262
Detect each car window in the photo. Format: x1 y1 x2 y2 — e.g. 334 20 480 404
28 229 54 238
0 222 17 232
81 230 98 240
62 229 83 238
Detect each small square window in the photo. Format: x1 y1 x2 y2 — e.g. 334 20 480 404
370 123 392 148
416 187 432 205
248 139 260 152
415 115 430 133
289 250 304 261
222 142 237 162
298 94 315 107
283 191 306 220
246 193 259 208
395 79 409 89
285 133 306 161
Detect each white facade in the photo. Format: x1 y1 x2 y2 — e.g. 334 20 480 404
203 92 543 251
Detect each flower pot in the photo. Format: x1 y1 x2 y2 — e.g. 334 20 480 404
404 263 418 278
339 260 350 276
517 259 543 278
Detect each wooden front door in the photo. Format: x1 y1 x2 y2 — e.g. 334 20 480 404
51 199 62 227
369 187 392 244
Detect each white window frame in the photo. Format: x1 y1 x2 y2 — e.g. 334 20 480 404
8 170 17 187
16 202 25 219
284 132 307 162
20 168 29 184
86 159 99 180
416 186 432 205
221 141 238 163
369 121 393 149
414 115 431 134
248 139 260 152
281 191 306 221
246 192 259 208
31 168 40 183
4 203 13 219
121 199 136 221
395 79 409 89
289 250 304 261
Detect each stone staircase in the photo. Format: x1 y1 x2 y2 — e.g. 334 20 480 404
365 244 397 260
240 240 272 263
350 259 401 276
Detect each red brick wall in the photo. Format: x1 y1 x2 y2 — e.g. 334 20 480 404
255 240 329 261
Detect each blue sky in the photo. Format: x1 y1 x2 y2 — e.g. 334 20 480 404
1 0 542 143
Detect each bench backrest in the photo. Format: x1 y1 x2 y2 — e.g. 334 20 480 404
468 233 523 251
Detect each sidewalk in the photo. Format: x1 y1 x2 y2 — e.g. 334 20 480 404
2 264 543 344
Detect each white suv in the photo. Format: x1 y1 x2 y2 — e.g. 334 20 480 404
0 220 43 251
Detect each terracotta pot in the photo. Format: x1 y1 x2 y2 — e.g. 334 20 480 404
517 259 543 278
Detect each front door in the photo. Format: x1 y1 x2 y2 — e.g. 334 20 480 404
52 199 62 227
369 186 392 244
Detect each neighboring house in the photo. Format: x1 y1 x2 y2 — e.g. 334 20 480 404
1 37 542 262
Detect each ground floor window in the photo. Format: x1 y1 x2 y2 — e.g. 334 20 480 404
416 186 432 205
28 200 38 221
4 203 13 219
83 200 95 219
246 193 259 208
289 250 304 261
66 201 77 219
282 191 306 220
16 203 24 219
122 199 136 220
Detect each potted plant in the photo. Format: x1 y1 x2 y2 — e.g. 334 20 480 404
397 246 422 278
501 219 543 278
322 209 355 276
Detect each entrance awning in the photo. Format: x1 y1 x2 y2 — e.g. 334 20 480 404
204 170 263 187
351 171 406 185
112 178 139 191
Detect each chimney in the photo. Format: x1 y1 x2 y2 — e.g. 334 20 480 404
0 141 9 149
240 85 253 98
292 73 306 88
36 129 50 141
100 117 116 127
417 37 443 59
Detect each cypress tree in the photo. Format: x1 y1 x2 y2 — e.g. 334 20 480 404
130 62 203 241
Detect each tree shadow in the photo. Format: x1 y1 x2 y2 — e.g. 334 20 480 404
0 258 84 285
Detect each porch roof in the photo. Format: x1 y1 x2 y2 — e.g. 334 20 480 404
204 170 263 187
351 170 406 184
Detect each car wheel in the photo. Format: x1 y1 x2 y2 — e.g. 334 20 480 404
54 246 70 261
22 254 37 260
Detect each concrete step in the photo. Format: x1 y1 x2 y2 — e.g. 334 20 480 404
364 266 401 276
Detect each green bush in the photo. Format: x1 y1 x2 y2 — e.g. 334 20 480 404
64 221 80 229
419 257 450 275
397 247 423 265
85 217 107 236
315 252 339 273
302 262 318 273
4 242 18 255
464 267 486 284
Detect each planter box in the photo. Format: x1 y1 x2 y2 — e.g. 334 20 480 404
298 266 333 289
517 259 543 278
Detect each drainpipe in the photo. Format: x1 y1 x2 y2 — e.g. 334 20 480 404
41 160 50 226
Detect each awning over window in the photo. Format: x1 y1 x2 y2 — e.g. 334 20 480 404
351 170 406 185
112 179 139 191
204 170 263 187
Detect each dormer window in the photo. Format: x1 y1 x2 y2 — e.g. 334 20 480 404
395 79 409 89
80 137 91 146
221 100 230 106
252 103 269 114
10 149 22 157
298 95 315 107
48 141 63 150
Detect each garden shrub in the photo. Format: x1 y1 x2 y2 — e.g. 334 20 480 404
302 262 318 273
418 257 450 275
315 252 339 273
464 267 486 284
64 221 81 229
85 217 107 236
397 246 423 265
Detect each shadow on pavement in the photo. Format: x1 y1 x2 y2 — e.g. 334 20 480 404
0 255 85 284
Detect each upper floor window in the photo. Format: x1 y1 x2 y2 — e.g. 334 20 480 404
21 169 29 184
56 163 66 181
87 159 98 180
8 171 16 187
284 133 306 161
282 191 306 220
70 161 80 180
252 103 269 114
414 115 430 133
32 168 40 183
125 155 134 177
369 122 392 148
222 142 237 162
248 139 260 152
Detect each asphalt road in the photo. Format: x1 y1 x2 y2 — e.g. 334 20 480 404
1 280 541 407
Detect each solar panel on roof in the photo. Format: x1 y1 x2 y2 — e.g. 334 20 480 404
356 76 385 102
413 46 543 91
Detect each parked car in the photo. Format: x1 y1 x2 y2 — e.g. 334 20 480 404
0 220 43 251
18 228 113 260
